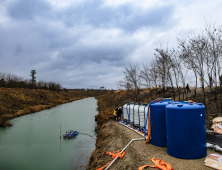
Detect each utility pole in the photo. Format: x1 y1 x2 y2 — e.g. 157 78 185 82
60 125 61 139
30 70 37 84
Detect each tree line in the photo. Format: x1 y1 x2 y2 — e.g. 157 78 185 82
118 21 222 108
0 72 62 91
68 88 113 91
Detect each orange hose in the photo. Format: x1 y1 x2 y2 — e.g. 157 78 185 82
96 150 127 170
145 106 151 143
145 98 164 144
138 158 174 170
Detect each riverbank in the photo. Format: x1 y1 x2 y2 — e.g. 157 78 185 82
0 87 105 126
88 87 222 169
87 121 215 170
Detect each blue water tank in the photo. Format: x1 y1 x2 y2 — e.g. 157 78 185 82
162 99 171 102
166 103 207 159
179 101 189 104
150 101 170 147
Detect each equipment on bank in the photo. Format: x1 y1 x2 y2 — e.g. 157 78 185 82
166 103 207 159
120 98 207 160
63 130 79 139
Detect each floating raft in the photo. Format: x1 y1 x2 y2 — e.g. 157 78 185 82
63 130 79 139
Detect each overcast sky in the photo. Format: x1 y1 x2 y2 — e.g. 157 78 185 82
1 0 222 89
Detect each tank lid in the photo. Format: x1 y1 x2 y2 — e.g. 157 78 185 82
166 103 205 109
163 98 171 101
150 101 170 106
180 101 189 103
172 102 180 105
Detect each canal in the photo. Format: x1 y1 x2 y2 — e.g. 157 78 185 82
0 97 98 170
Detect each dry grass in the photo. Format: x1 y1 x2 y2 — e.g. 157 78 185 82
0 87 106 126
95 88 222 129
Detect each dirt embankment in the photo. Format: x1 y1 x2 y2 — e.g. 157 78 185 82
0 88 106 126
88 87 222 169
87 121 214 170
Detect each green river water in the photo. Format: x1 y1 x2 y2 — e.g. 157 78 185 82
0 97 98 170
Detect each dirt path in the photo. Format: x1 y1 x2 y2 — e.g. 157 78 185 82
87 121 216 170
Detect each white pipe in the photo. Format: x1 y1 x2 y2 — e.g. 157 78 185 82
119 122 146 138
104 138 144 170
207 143 222 152
215 145 222 152
207 143 214 148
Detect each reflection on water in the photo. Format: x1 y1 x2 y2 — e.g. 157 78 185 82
0 97 98 170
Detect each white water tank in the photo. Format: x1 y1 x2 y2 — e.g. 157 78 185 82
138 104 148 128
133 104 140 126
144 105 148 130
129 103 135 124
123 103 129 121
129 103 140 126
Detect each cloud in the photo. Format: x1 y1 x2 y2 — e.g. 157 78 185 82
7 0 51 20
53 0 176 32
1 0 222 89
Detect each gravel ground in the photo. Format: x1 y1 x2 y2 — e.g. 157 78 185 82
87 121 216 170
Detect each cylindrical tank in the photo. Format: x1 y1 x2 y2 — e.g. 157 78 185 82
166 103 207 159
162 99 171 102
123 103 129 122
180 101 190 104
129 103 136 125
138 104 146 128
133 104 140 127
144 105 148 130
150 101 170 147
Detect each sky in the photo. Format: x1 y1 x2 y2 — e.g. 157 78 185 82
1 0 222 89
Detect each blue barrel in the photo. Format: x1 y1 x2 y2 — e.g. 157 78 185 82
161 99 171 102
150 101 170 147
180 101 189 104
166 103 207 159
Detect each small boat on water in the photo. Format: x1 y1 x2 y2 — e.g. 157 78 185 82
63 130 79 139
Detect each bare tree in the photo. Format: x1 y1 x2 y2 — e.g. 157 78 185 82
154 45 173 95
139 59 160 98
117 63 141 101
178 36 200 97
168 49 187 100
204 21 222 111
140 63 151 88
178 32 208 104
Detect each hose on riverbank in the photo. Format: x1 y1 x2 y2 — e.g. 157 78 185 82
104 138 144 170
78 132 96 139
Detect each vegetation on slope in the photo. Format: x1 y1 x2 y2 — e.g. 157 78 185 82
0 87 105 126
95 87 221 129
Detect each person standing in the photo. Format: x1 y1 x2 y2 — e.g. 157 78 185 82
219 75 222 86
113 108 118 121
186 84 190 94
117 107 122 121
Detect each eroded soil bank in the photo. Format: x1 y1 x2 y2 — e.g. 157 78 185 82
0 88 106 126
87 121 215 170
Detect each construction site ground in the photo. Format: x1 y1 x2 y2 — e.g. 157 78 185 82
87 121 216 170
